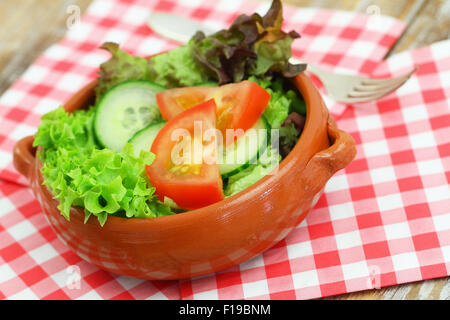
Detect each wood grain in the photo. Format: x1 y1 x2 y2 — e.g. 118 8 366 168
388 0 450 55
0 0 91 94
0 0 448 300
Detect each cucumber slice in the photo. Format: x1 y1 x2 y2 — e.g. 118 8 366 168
219 116 271 178
94 80 166 152
128 121 166 157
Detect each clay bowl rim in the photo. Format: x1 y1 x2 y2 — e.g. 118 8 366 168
35 72 328 227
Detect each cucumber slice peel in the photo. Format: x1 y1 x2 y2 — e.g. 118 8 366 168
219 116 271 178
128 121 166 157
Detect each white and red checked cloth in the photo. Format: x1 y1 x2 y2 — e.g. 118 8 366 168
0 0 448 300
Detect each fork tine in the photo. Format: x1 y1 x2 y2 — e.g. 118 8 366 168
348 67 417 100
304 62 417 104
354 74 411 92
360 67 417 85
348 76 410 99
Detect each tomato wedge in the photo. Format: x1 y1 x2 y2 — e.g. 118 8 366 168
146 99 224 209
156 80 271 138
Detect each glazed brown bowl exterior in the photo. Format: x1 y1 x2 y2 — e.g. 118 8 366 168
13 73 356 280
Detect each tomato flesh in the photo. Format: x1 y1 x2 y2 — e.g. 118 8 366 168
146 99 224 209
156 81 271 140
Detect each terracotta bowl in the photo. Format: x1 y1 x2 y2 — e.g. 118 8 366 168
13 72 356 280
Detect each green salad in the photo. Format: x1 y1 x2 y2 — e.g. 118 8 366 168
34 0 307 225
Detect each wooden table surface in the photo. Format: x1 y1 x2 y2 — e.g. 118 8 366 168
0 0 449 300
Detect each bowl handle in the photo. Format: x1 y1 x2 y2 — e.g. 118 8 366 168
13 136 36 180
302 117 356 195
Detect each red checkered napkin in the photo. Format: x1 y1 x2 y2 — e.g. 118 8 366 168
0 0 411 300
179 40 450 299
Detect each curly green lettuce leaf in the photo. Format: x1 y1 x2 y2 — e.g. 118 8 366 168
95 42 152 102
148 42 209 88
97 40 210 92
33 107 97 150
279 123 300 157
34 107 174 226
247 75 306 158
247 76 287 129
286 90 306 115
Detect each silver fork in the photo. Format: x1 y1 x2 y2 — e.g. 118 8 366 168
147 12 417 104
294 57 418 104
